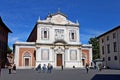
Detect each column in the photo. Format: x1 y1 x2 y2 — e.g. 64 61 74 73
35 47 40 67
64 46 69 67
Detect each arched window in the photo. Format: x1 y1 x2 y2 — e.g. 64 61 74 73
24 53 31 57
69 30 76 42
41 28 49 40
82 53 86 66
44 31 47 38
71 33 74 39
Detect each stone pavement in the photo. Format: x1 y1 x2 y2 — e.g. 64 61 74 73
0 68 120 80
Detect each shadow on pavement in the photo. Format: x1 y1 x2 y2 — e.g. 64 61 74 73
91 74 120 80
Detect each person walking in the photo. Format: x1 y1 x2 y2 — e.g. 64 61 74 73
37 64 41 73
47 63 50 73
85 63 89 73
50 64 53 73
61 65 63 70
98 63 102 71
12 64 16 74
42 64 46 73
8 64 12 74
47 63 53 73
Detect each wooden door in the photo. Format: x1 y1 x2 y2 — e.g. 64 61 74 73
57 54 62 66
25 58 29 66
82 59 85 66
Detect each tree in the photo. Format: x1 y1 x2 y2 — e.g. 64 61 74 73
7 46 12 54
88 37 100 60
1 46 12 67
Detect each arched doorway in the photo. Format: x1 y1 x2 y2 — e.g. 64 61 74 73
82 53 86 66
23 52 31 67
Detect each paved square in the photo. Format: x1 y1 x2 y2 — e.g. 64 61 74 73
0 68 120 80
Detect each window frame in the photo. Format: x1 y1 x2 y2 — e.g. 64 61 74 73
69 30 76 42
41 28 49 40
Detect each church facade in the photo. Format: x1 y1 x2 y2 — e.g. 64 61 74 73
14 12 92 69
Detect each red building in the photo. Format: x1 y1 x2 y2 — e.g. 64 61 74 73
0 17 12 67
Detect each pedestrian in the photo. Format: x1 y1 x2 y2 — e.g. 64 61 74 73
42 64 46 73
61 65 63 70
12 64 16 74
50 64 53 73
8 63 12 74
47 63 50 73
37 64 41 72
98 63 102 71
85 63 89 73
47 63 53 73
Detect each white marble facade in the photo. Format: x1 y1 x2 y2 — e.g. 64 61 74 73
35 12 82 68
14 12 92 69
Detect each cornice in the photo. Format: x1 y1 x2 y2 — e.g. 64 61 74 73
36 21 79 27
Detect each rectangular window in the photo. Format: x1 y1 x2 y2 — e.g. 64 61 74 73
41 49 49 60
113 33 116 39
114 56 117 60
102 46 104 54
69 30 76 42
102 38 104 43
41 28 49 40
107 44 110 53
113 42 117 52
70 50 77 60
107 36 109 41
108 57 111 61
103 57 105 61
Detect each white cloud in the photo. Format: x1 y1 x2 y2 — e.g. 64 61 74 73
8 36 20 43
8 30 30 50
8 36 19 50
8 35 24 50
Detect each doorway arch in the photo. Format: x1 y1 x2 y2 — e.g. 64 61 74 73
23 52 31 67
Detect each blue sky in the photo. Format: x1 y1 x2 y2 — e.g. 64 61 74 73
0 0 120 49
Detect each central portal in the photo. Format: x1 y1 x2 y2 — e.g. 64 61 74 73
57 54 62 66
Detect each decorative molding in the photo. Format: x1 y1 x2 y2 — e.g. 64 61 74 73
55 29 64 40
70 50 77 60
41 49 49 60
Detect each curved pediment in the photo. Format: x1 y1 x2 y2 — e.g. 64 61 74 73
47 12 68 24
53 40 67 45
37 11 79 26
